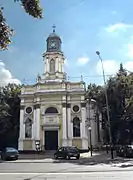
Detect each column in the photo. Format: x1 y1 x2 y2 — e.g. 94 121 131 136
36 104 40 140
62 103 67 146
44 61 47 73
18 106 25 151
61 59 62 72
46 57 49 72
32 108 36 150
62 58 64 73
67 102 72 146
55 57 59 72
81 103 88 149
59 60 61 72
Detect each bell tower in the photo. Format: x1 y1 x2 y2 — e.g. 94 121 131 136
43 25 66 81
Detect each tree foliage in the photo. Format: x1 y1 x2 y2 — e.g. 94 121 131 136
14 0 43 19
0 84 21 149
0 0 43 50
0 7 14 50
86 63 133 145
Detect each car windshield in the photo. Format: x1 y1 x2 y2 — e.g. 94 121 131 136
6 147 17 152
127 145 133 149
67 147 78 152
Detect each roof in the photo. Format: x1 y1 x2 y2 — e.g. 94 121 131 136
46 32 61 42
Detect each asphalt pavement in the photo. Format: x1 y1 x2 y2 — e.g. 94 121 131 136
0 171 133 180
1 156 133 173
1 152 133 179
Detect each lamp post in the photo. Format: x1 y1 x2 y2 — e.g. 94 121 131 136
96 51 114 159
88 126 92 156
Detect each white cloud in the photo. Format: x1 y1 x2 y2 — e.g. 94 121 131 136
96 59 133 76
126 43 133 59
0 61 21 86
105 23 133 33
124 61 133 72
76 57 89 66
96 60 120 75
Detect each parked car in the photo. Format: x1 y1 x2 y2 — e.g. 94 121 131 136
116 145 133 158
124 145 133 157
54 146 80 160
1 147 19 161
116 146 125 157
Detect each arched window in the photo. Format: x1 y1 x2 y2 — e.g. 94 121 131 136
45 107 58 114
50 59 55 73
73 117 80 137
25 118 32 138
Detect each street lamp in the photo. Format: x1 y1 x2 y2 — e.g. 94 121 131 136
88 126 92 156
96 51 114 159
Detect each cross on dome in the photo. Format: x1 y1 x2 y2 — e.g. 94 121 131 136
52 24 56 33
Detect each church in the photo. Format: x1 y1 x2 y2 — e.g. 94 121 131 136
18 27 102 151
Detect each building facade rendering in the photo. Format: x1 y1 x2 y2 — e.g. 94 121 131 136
18 28 102 151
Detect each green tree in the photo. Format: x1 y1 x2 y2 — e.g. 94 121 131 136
0 84 21 149
0 0 43 50
86 63 133 145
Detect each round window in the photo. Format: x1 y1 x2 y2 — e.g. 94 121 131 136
26 107 32 114
73 105 80 113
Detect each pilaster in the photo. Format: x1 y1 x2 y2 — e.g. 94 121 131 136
62 102 67 146
18 106 25 151
34 104 41 141
67 102 72 146
32 108 36 150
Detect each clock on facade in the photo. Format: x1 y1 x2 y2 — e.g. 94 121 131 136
50 42 56 48
49 41 57 49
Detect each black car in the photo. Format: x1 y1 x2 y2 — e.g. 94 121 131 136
116 146 125 157
1 147 19 161
124 145 133 157
116 145 133 158
54 146 80 160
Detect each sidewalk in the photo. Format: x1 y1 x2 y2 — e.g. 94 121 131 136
6 152 98 163
3 151 133 167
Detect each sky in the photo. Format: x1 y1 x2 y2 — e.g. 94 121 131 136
1 0 133 86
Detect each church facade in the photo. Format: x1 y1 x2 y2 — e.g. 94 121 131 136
18 28 102 151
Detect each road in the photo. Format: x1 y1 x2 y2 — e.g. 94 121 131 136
0 159 133 173
1 157 133 179
0 171 133 180
1 157 133 173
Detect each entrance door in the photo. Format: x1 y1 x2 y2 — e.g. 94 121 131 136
45 130 58 150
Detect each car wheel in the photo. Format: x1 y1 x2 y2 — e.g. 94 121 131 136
76 155 80 159
1 155 5 161
15 157 18 160
66 155 70 160
54 155 58 159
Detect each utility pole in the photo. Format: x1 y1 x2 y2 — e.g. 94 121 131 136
96 51 114 159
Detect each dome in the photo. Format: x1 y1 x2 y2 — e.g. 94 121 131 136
46 25 62 52
46 32 61 42
46 25 61 42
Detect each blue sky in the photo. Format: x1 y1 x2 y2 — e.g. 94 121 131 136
1 0 133 86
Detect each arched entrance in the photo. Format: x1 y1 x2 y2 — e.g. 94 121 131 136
44 107 59 150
